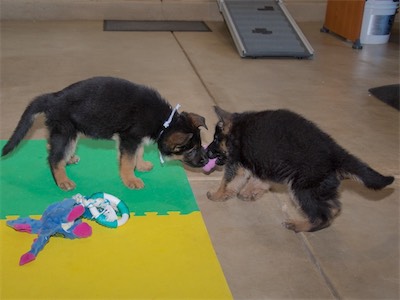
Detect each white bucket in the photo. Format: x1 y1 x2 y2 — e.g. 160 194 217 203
360 0 399 44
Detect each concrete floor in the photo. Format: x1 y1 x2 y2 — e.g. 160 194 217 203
1 21 399 299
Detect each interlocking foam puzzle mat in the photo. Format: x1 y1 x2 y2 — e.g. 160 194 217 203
0 139 232 299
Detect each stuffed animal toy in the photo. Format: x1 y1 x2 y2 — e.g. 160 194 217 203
7 198 92 265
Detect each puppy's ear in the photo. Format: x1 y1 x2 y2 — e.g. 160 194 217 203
166 132 193 151
214 106 232 125
187 112 208 130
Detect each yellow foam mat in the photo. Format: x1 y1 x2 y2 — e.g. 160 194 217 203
1 212 232 299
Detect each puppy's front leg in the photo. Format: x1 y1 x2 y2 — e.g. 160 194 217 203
135 145 153 172
207 165 250 201
52 161 76 191
119 152 144 189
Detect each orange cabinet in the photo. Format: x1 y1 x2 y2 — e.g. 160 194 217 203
321 0 366 49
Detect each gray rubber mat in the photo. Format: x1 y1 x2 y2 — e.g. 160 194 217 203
104 20 211 32
369 84 400 110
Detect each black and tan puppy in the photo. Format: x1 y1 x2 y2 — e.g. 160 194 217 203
2 76 209 191
206 106 394 232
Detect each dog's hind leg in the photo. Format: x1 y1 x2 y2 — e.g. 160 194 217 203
238 175 271 201
48 131 77 191
283 175 341 232
207 164 250 201
135 144 153 172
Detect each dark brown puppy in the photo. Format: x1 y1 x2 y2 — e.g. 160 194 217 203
2 77 209 191
206 106 394 232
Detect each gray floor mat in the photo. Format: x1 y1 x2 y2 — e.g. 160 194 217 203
369 84 400 110
104 20 211 32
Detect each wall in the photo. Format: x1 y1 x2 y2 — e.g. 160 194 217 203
0 0 328 22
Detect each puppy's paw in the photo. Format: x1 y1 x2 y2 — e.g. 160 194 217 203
238 179 270 201
207 191 226 201
136 161 153 172
282 220 297 232
238 189 266 201
206 190 235 202
58 179 76 191
282 219 311 233
67 155 80 165
123 177 145 189
237 192 256 201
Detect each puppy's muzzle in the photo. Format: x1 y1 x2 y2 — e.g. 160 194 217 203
184 147 209 168
206 145 226 166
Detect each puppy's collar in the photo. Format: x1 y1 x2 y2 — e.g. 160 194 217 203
158 104 181 164
163 104 181 129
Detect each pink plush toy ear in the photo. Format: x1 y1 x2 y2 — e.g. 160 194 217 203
73 222 92 238
12 224 32 233
67 205 85 222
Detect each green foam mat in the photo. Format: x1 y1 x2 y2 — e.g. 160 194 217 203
0 139 199 218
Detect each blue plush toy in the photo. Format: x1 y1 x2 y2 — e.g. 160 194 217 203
7 198 92 265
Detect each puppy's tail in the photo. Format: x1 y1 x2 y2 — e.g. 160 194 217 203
2 94 51 157
338 152 394 190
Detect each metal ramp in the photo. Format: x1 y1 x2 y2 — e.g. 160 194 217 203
218 0 314 58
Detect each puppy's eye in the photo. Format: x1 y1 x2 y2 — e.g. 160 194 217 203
173 145 184 152
173 143 192 153
217 121 224 129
